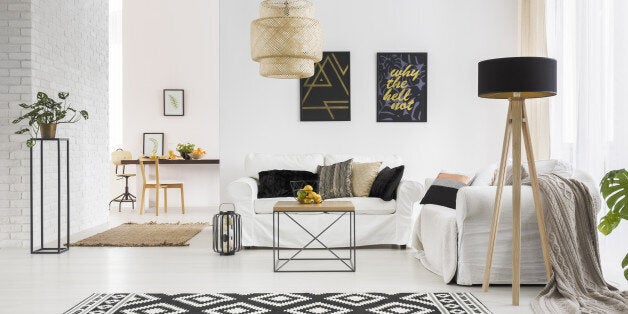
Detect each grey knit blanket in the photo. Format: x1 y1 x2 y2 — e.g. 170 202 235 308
530 174 628 313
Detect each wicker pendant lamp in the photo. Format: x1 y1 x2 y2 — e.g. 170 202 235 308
251 0 323 79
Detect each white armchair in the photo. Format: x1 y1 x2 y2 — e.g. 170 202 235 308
413 160 598 285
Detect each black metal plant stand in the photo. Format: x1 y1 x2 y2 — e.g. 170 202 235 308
30 138 70 254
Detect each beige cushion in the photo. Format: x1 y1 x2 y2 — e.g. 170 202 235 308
351 162 382 197
253 197 396 215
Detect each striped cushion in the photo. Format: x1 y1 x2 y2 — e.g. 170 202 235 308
317 159 353 199
420 172 471 209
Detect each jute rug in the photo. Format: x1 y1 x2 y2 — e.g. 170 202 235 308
70 222 208 247
65 292 492 314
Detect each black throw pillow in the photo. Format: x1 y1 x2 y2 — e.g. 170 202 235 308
257 170 318 198
369 165 405 201
420 172 471 209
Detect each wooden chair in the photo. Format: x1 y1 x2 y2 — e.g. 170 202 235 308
138 158 185 216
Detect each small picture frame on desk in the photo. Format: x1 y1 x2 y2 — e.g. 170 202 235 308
164 89 184 116
143 133 164 156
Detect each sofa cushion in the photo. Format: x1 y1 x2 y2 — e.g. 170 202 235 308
420 172 471 209
324 154 402 170
257 170 318 198
351 162 382 197
318 159 354 199
254 197 396 215
531 159 573 178
369 166 405 201
471 163 497 186
245 153 324 179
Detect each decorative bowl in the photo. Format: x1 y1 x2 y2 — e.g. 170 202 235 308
189 153 205 160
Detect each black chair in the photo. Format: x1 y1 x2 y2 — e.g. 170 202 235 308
109 149 136 211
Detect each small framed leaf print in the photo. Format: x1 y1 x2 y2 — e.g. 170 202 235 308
163 89 184 116
143 132 164 156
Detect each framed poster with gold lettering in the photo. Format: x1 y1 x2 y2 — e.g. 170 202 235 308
300 51 350 121
376 53 427 122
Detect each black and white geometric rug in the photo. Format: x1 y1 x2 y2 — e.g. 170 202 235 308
64 292 492 314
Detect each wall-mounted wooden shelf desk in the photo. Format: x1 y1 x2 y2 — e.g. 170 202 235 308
120 159 220 211
121 159 220 165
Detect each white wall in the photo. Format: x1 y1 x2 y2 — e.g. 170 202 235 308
0 0 32 247
30 0 110 245
219 0 517 194
122 0 220 208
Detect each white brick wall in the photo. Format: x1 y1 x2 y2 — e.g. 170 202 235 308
0 0 109 248
0 0 32 248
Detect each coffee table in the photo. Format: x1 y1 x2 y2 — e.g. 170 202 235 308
272 201 356 272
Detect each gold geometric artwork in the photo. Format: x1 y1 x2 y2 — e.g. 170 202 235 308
300 52 350 121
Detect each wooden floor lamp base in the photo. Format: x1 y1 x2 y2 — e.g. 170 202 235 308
481 97 553 306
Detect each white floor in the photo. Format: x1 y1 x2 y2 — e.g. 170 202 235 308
0 206 543 314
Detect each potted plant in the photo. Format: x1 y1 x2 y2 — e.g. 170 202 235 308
12 92 89 147
597 169 628 280
176 143 195 160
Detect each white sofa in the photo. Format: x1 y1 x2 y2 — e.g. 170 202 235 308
226 153 424 248
412 160 599 285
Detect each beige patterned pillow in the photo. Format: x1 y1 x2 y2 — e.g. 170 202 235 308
351 162 382 197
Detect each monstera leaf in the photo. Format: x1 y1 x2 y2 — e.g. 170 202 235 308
623 253 628 280
598 169 628 235
598 169 628 281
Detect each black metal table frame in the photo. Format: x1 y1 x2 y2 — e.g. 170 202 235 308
273 210 356 272
30 138 70 254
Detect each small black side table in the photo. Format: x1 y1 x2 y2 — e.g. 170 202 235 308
30 138 70 254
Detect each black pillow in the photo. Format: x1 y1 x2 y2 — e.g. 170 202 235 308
257 170 318 198
369 166 404 201
420 172 471 209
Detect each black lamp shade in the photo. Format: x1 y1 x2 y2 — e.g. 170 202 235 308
478 57 557 99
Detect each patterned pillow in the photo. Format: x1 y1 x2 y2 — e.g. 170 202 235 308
420 172 471 209
351 162 382 197
317 159 353 199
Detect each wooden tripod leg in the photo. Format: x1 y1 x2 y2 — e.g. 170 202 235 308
482 103 513 292
522 103 553 280
510 99 523 306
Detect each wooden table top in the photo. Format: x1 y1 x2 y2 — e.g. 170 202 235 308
273 201 355 212
121 159 219 165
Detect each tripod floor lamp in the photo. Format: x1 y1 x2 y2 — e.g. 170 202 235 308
477 57 557 305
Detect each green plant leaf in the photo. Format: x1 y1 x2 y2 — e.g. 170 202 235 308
624 253 628 280
168 94 179 109
600 170 628 212
598 169 628 235
12 117 24 124
58 92 69 100
79 110 89 119
597 211 621 235
176 143 195 154
36 92 47 100
15 128 30 135
26 139 35 148
18 103 29 109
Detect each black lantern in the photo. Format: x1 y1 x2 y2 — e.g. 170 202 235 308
212 203 242 255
